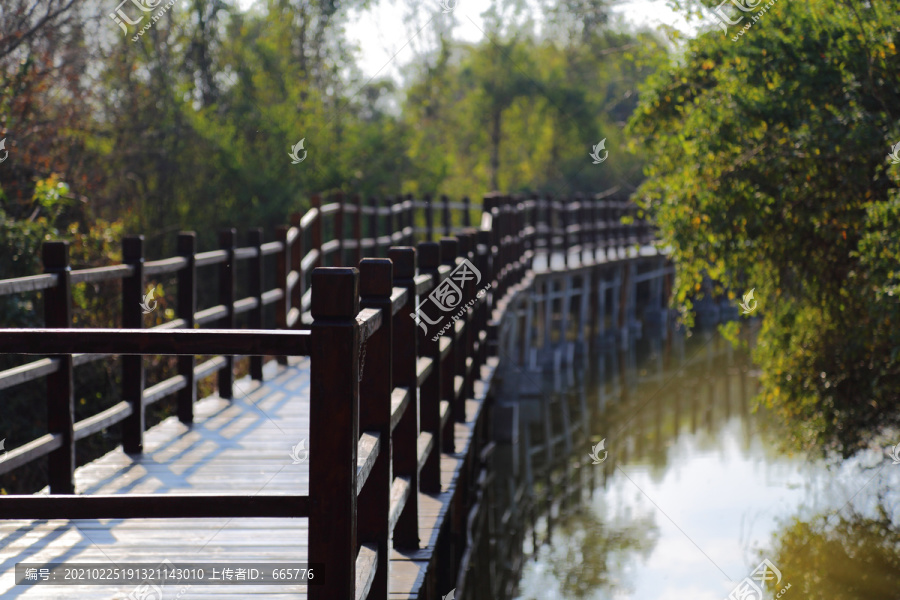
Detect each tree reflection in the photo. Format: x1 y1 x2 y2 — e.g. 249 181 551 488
766 501 900 599
536 508 659 599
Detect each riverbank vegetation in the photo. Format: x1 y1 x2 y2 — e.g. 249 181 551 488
628 0 900 457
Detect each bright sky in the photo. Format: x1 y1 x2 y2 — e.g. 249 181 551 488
237 0 700 82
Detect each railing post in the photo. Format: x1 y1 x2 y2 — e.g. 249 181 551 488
248 228 265 380
177 232 197 422
457 231 477 399
393 195 403 244
354 194 364 265
545 192 554 261
413 242 444 481
369 196 381 256
121 236 146 456
425 194 434 241
218 228 236 398
358 259 394 600
388 248 419 549
463 196 472 228
406 193 415 245
309 267 359 600
275 225 290 366
574 192 585 261
599 196 610 255
290 213 305 325
561 197 570 268
311 194 324 269
475 230 493 364
440 237 466 429
44 241 75 492
442 194 451 237
335 191 345 267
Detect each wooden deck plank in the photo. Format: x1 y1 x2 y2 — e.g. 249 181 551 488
0 353 500 600
1 358 309 599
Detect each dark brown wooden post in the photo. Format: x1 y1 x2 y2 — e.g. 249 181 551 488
439 237 464 433
121 236 146 456
354 194 363 265
176 232 197 422
44 241 75 492
309 267 359 600
275 225 290 366
248 228 265 380
391 195 401 243
463 196 472 227
218 228 236 398
311 194 324 269
369 196 381 256
406 193 416 245
442 194 452 237
358 259 394 600
598 196 609 252
414 242 444 479
334 191 345 267
574 192 585 257
290 213 305 325
457 231 476 400
425 194 434 241
382 250 420 547
475 230 493 365
561 197 570 268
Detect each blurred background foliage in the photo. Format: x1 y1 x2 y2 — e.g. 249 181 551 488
628 0 900 457
0 0 664 493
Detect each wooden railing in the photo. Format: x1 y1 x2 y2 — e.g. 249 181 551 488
0 190 654 600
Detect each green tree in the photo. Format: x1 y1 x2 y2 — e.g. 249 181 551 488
628 0 900 456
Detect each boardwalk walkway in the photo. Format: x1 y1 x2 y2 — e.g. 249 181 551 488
0 355 498 599
0 192 662 600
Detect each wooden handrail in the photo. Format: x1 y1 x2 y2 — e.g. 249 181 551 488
0 187 657 600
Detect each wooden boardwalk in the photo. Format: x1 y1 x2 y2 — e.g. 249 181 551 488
0 191 661 600
0 354 499 599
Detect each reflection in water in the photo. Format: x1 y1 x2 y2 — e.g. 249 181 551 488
494 326 900 600
769 506 900 599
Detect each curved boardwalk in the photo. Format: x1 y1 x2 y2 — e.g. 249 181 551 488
0 354 498 599
0 191 660 600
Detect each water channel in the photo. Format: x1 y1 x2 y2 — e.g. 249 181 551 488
491 324 900 600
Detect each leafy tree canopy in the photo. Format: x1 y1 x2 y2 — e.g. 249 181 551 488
628 0 900 456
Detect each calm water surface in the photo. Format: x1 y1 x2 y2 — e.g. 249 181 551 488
511 329 900 600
